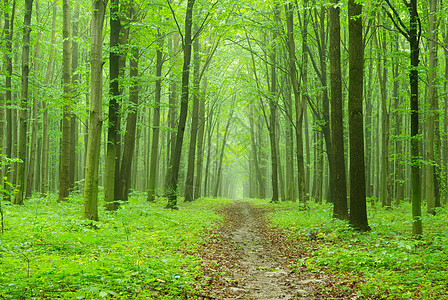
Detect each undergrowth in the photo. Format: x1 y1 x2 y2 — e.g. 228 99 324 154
255 199 448 299
0 193 231 299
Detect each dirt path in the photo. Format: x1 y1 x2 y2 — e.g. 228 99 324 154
199 201 326 299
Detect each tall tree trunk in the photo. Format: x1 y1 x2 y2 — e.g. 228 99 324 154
118 48 139 202
83 0 106 220
70 4 80 190
184 24 201 202
58 0 72 201
147 39 164 202
3 0 16 201
41 1 56 196
426 0 439 213
104 0 121 209
14 0 33 205
269 9 279 203
285 3 306 203
348 0 369 231
329 0 348 219
374 24 391 207
193 75 207 200
26 0 42 199
283 75 295 201
166 0 195 209
408 0 422 235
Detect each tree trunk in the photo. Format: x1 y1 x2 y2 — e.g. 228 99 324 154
25 0 41 199
147 39 164 202
58 0 72 201
70 4 80 190
118 48 139 202
348 0 369 231
426 0 439 213
3 0 16 201
166 0 195 209
193 75 207 200
285 3 306 203
184 24 201 202
104 0 121 209
329 0 348 219
269 11 279 203
83 0 106 220
14 0 33 205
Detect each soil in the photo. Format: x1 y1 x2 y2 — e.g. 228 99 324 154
197 201 350 300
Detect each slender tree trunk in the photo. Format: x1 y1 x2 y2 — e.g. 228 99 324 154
14 0 33 205
147 39 164 202
41 1 56 196
269 11 279 203
119 48 139 202
3 0 16 201
25 0 40 199
426 0 439 213
330 0 348 219
348 0 369 231
166 0 195 208
408 0 422 236
283 75 295 201
83 0 106 220
70 4 80 190
58 0 72 201
184 25 201 202
285 3 306 203
104 0 121 209
193 75 207 200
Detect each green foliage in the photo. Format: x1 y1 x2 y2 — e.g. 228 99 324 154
0 195 230 299
259 201 448 299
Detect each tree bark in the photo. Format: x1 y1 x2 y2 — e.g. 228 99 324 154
118 48 139 202
184 24 201 202
83 0 106 220
14 0 33 205
147 39 164 202
329 0 348 219
426 0 439 213
3 0 16 201
166 0 195 209
348 0 369 231
285 3 306 203
193 75 207 200
104 0 121 209
58 0 72 201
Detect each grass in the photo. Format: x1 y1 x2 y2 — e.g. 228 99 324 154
253 199 448 299
0 193 232 299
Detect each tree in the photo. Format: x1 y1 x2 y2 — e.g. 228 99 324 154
165 0 196 209
329 0 348 219
59 0 73 202
348 0 369 231
147 34 164 202
83 0 107 221
384 0 422 236
14 0 33 205
184 24 201 203
285 3 306 203
104 0 122 209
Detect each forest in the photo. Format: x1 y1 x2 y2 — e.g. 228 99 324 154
1 0 448 298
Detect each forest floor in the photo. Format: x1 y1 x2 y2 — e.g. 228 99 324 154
198 201 350 299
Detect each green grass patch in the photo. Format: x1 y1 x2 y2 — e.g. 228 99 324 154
0 193 231 299
251 199 448 299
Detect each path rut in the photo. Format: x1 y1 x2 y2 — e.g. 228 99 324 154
200 201 322 299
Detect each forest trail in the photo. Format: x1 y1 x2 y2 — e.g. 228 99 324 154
199 201 325 299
